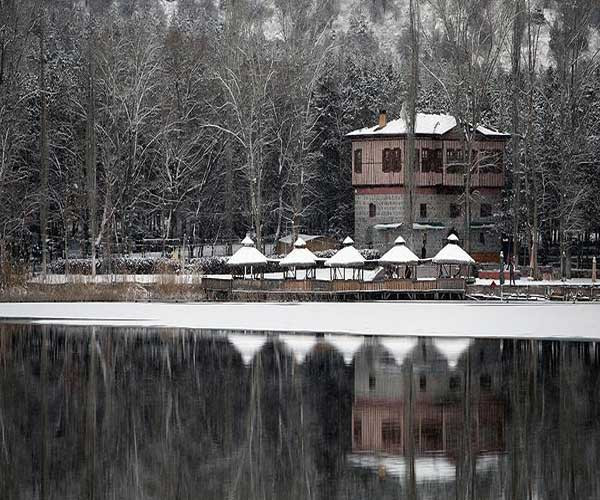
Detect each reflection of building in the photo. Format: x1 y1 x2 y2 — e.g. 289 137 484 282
350 338 505 482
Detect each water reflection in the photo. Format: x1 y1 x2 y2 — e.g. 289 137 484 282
0 325 599 499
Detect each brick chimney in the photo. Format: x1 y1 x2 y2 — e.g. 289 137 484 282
377 109 387 129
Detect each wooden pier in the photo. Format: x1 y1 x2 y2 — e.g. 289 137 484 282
201 277 466 301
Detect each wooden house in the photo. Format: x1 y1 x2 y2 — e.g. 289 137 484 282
348 111 510 261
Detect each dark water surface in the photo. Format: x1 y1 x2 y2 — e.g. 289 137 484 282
1 324 599 499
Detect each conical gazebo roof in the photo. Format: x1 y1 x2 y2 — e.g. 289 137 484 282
325 237 365 268
279 237 317 268
226 237 268 266
379 236 420 265
432 235 475 265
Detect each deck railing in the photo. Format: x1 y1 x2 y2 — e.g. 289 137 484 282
202 276 465 294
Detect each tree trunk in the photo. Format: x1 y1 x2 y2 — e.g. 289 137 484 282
463 136 472 252
405 0 419 250
39 6 49 277
511 0 524 265
225 143 234 252
86 17 97 279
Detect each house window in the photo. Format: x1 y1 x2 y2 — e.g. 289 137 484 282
382 148 402 172
420 203 427 218
422 148 443 173
480 374 492 391
480 203 492 218
419 374 427 392
450 203 460 218
369 374 376 391
449 376 461 391
369 203 377 218
480 232 485 245
446 148 464 174
354 418 362 445
382 420 402 445
354 148 362 173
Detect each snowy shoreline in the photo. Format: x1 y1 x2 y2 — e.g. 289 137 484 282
0 302 598 339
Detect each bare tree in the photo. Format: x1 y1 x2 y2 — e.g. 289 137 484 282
404 0 420 250
272 0 335 241
422 0 512 251
210 35 276 250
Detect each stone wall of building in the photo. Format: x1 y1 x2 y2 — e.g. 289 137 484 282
355 188 502 258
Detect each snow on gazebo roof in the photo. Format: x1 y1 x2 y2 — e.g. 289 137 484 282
433 338 473 368
380 337 418 366
278 335 317 364
324 334 365 364
226 237 268 266
379 236 420 265
325 237 365 268
279 237 317 268
228 334 267 365
432 235 475 265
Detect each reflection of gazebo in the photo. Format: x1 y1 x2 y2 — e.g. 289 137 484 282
325 237 365 280
279 237 317 279
378 236 420 279
432 234 475 278
226 236 267 279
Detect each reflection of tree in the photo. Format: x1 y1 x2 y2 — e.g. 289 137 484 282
2 327 600 499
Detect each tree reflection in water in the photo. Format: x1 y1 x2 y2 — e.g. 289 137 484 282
0 325 599 499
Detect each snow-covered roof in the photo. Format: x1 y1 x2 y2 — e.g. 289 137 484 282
379 236 420 265
432 236 475 265
325 243 365 268
347 113 509 138
278 233 325 244
348 452 502 482
228 334 267 365
347 454 456 483
374 222 403 230
227 237 268 266
413 222 446 230
279 238 317 267
433 338 473 368
343 236 354 245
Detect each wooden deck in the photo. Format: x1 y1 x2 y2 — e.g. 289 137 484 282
201 277 466 301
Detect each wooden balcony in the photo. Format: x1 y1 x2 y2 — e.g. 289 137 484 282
352 167 503 188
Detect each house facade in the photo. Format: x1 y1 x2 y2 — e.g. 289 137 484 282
348 112 510 261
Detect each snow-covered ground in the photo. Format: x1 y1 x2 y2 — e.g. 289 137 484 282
0 302 598 339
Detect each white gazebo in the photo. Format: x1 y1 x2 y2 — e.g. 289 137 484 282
432 234 475 278
378 236 420 279
226 236 268 279
279 237 318 279
324 236 365 280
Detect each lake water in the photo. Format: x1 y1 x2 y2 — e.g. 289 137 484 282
1 324 599 499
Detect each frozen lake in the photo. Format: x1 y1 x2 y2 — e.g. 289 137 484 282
0 301 599 339
1 324 600 499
